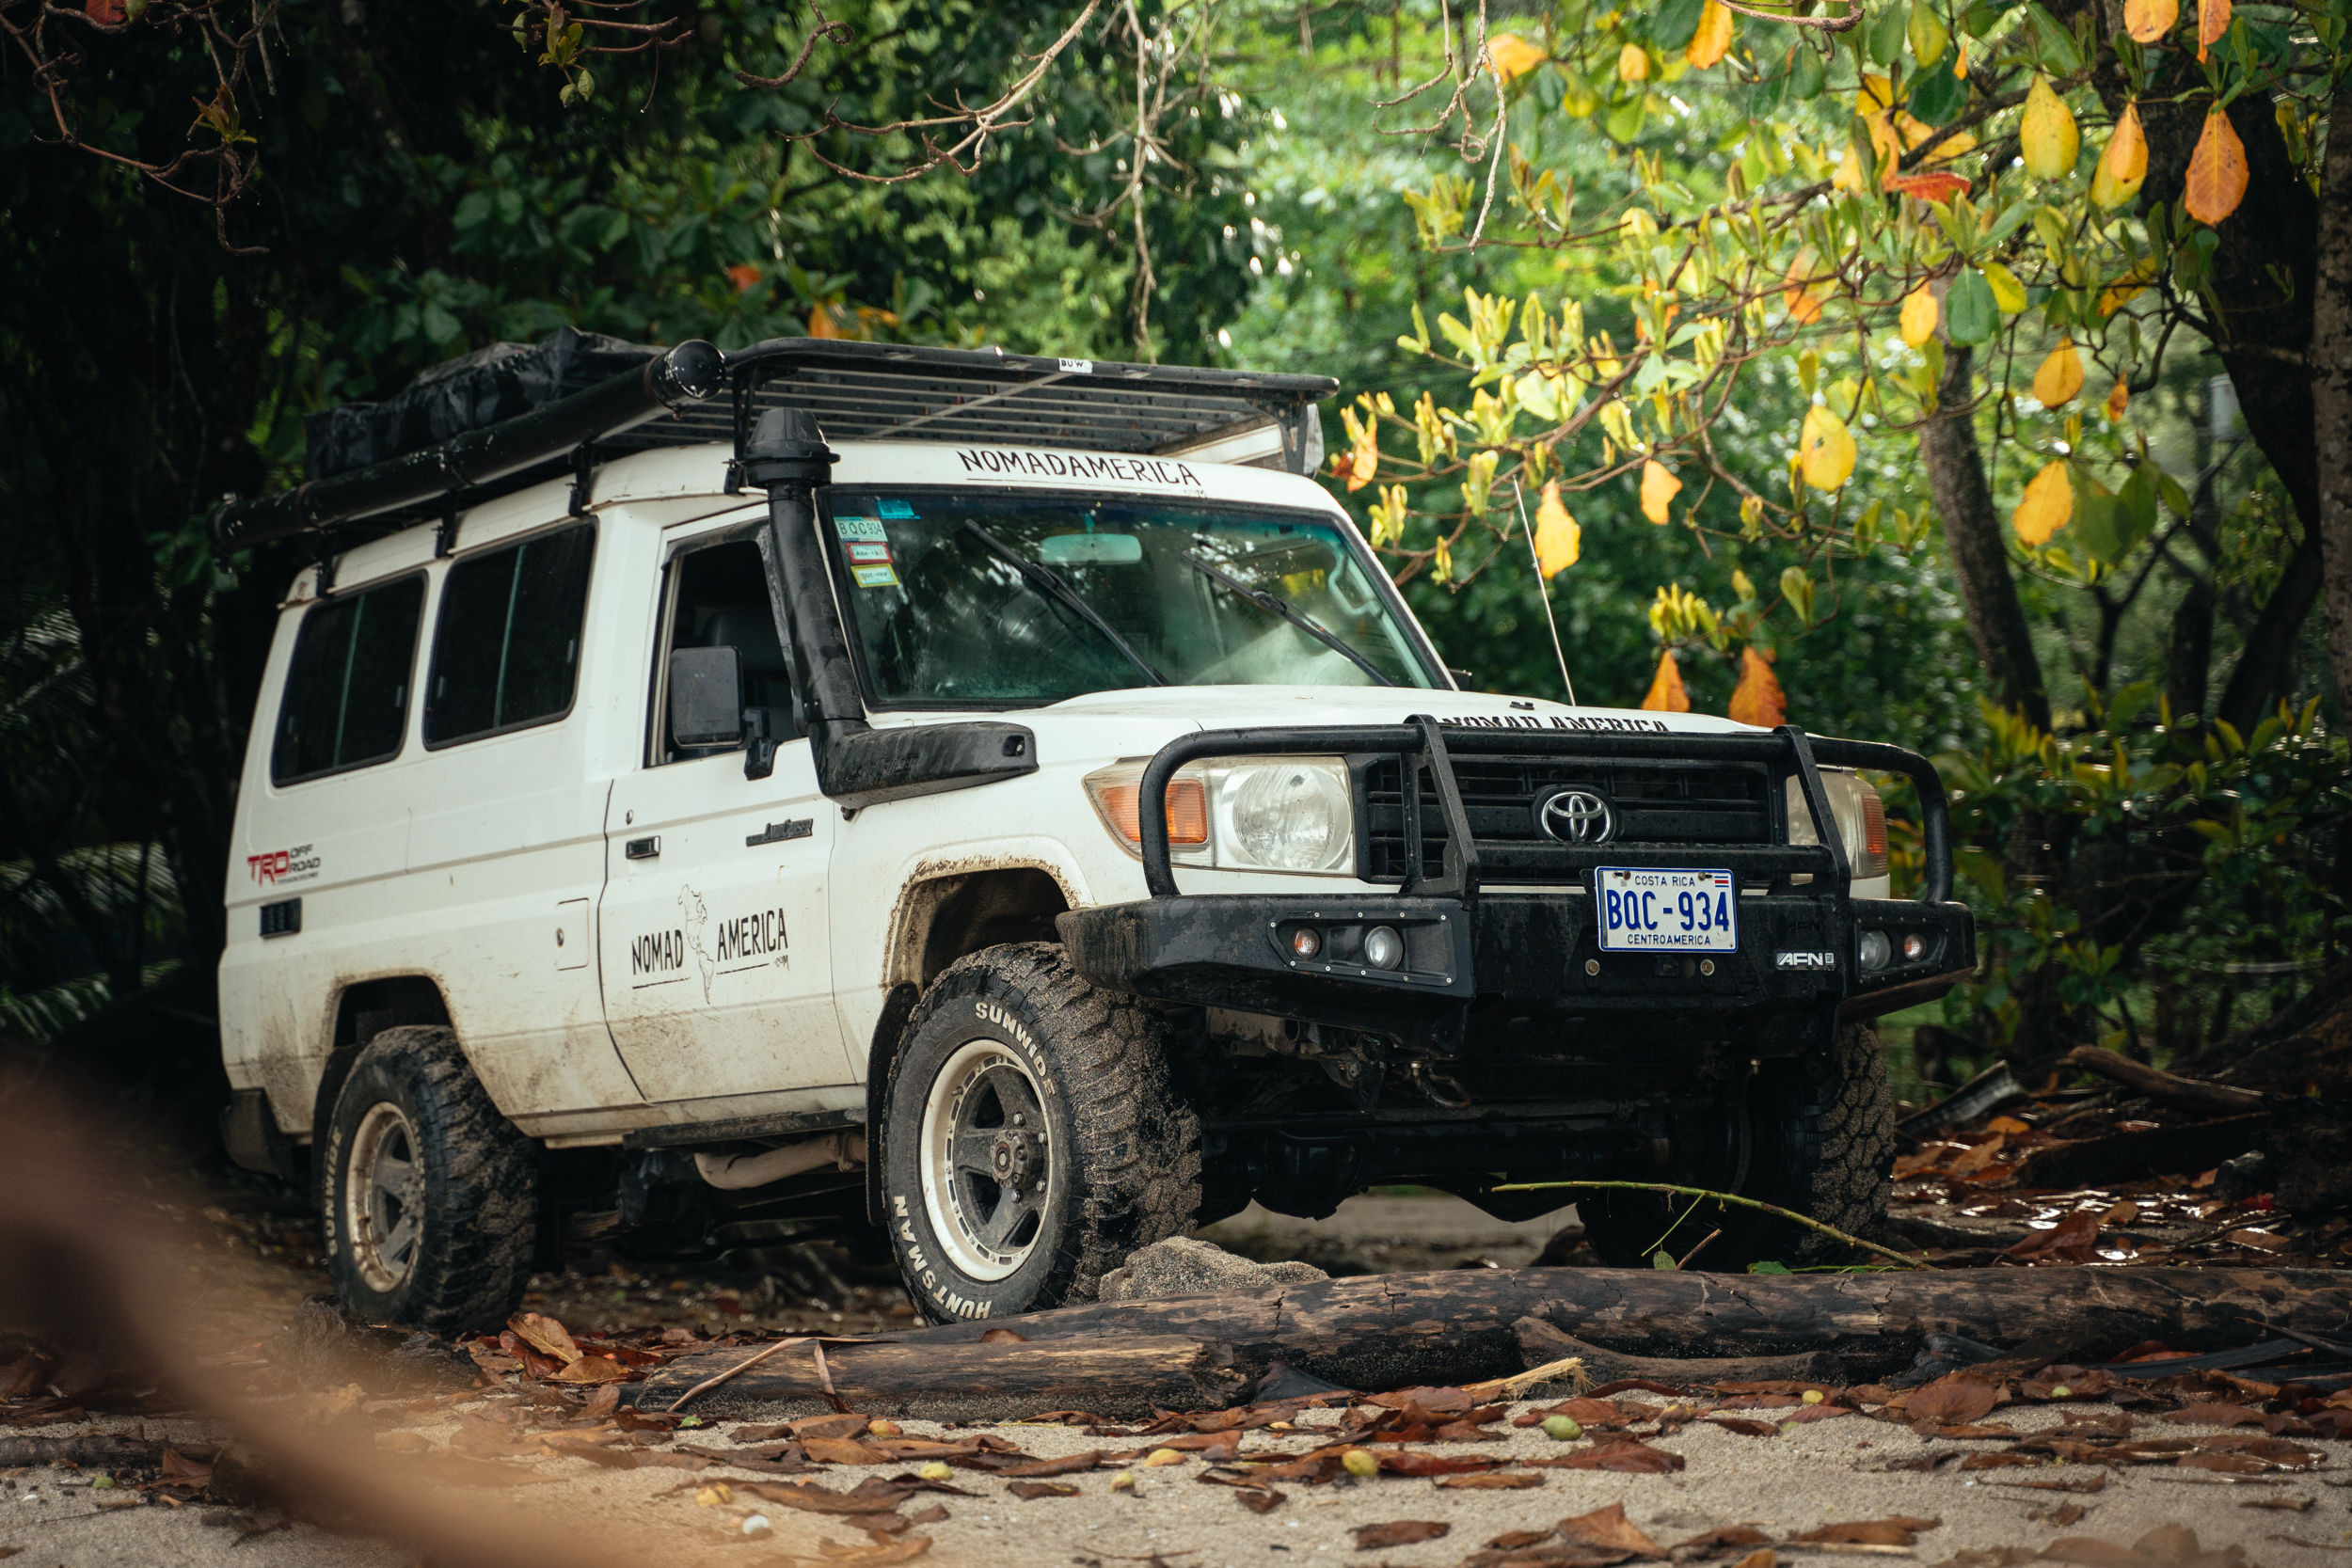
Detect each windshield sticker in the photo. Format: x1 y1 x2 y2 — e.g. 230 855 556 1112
877 499 918 518
836 517 888 543
845 542 892 564
850 564 900 589
954 448 1204 488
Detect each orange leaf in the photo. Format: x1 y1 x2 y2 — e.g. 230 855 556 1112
2012 459 2073 545
809 304 850 340
724 263 763 294
2032 341 2085 408
1884 171 1971 202
1727 646 1786 728
1685 0 1735 68
1487 33 1549 80
2124 0 2178 40
1640 460 1682 524
2198 0 2230 59
85 0 126 20
2105 376 2130 421
1640 650 1691 713
2184 107 2248 224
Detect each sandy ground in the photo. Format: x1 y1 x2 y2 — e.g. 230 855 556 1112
4 1192 2341 1566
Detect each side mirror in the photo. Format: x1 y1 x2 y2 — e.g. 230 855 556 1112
669 646 743 748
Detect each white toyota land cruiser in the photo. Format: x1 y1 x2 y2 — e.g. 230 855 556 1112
212 337 1975 1332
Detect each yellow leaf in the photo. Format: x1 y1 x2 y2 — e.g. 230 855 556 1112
808 304 850 341
1781 251 1827 324
1982 261 2028 313
1618 42 1650 81
1919 126 1978 165
2099 257 2159 315
1834 144 1867 194
2125 0 2178 40
2093 102 2148 210
1686 0 1734 68
2198 0 2231 60
1798 405 1857 490
1487 32 1548 80
2012 459 2074 545
1640 460 1682 524
1641 649 1692 712
1899 286 1939 348
2020 74 2080 180
2184 106 2249 225
1727 645 1787 728
2105 376 2131 421
1855 74 1897 116
1534 480 1581 576
2032 340 2085 408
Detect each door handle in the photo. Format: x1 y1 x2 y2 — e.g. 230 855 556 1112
625 835 660 860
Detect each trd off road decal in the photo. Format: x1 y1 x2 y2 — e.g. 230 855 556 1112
246 844 321 886
628 882 788 999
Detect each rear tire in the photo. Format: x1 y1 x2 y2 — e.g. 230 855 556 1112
321 1026 538 1333
1581 1024 1894 1271
880 942 1200 1321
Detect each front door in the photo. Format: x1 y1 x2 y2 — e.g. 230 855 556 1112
596 534 856 1102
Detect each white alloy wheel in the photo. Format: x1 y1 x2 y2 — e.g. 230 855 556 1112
919 1038 1056 1280
343 1101 424 1293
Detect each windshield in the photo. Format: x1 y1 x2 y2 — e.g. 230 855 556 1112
825 489 1437 704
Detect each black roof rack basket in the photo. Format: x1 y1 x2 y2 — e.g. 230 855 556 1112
210 339 1337 550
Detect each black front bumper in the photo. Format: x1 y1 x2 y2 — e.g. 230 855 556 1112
1056 717 1978 1057
1057 890 1974 1053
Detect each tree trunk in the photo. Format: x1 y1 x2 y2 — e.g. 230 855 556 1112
2318 100 2352 727
1921 344 2051 731
641 1264 2352 1415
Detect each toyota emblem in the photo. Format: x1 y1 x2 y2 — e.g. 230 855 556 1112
1539 789 1613 843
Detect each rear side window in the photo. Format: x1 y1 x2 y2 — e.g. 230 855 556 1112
271 576 425 785
425 524 596 747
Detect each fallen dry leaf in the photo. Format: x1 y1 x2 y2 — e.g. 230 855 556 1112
739 1481 913 1516
1355 1519 1451 1550
1800 1517 1942 1548
1006 1481 1079 1499
1492 1531 1556 1551
2037 1504 2088 1528
804 1437 894 1465
1439 1471 1545 1490
1376 1450 1501 1478
2243 1497 2315 1513
1558 1501 1669 1558
2039 1538 2149 1568
1907 1375 1999 1426
993 1450 1103 1478
2004 1211 2103 1264
1525 1437 1686 1474
1709 1418 1782 1437
1991 1473 2107 1494
979 1328 1027 1344
506 1312 581 1365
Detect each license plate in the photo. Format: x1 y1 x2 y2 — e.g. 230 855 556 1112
1595 867 1739 953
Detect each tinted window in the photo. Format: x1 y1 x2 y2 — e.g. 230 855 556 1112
271 577 424 784
425 524 595 746
660 540 797 763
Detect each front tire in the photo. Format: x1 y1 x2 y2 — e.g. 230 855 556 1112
881 943 1200 1321
321 1026 538 1333
1581 1024 1895 1271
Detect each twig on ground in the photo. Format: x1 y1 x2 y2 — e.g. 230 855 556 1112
1490 1179 1925 1270
663 1337 812 1412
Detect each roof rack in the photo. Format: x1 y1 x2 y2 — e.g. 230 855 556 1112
210 339 1337 550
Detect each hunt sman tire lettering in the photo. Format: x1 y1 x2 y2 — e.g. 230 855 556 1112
321 1025 538 1334
881 942 1200 1321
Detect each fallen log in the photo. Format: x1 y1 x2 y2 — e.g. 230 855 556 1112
643 1333 1244 1422
1509 1318 1846 1388
2010 1114 2270 1191
2060 1046 2276 1117
638 1264 2352 1418
0 1433 183 1470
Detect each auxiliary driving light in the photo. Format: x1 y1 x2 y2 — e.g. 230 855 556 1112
1857 929 1893 973
1363 926 1405 971
1289 927 1323 958
1902 931 1929 962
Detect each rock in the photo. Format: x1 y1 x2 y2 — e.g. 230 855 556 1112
2214 1149 2274 1203
1096 1237 1327 1304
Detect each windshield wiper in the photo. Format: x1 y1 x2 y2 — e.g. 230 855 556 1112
961 521 1168 687
1181 551 1396 687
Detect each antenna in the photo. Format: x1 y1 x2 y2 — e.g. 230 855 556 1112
1512 480 1578 706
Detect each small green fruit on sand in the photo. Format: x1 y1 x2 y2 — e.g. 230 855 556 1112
1802 1389 1825 1405
918 1461 953 1481
1343 1449 1379 1478
2050 1386 2073 1400
1109 1471 1137 1492
1543 1416 1582 1440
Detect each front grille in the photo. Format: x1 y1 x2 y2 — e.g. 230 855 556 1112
1360 753 1772 884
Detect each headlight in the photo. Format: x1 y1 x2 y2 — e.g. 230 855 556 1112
1084 755 1355 874
1786 768 1888 881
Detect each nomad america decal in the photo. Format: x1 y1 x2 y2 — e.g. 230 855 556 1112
628 882 787 1000
954 448 1205 488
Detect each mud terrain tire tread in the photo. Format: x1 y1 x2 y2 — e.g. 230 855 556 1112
1581 1024 1893 1270
883 942 1200 1317
323 1025 538 1334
